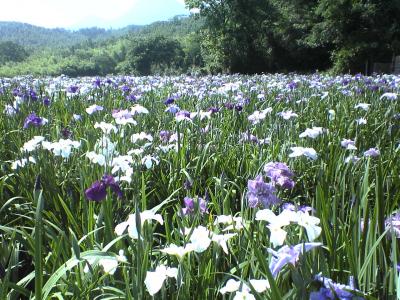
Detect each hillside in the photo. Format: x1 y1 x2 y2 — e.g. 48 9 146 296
0 15 205 77
0 21 143 49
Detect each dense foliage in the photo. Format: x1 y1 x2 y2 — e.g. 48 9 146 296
0 17 203 77
0 22 142 49
0 41 28 64
1 1 400 76
0 73 399 299
186 0 400 74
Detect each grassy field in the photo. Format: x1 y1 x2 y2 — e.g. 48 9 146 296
0 73 399 299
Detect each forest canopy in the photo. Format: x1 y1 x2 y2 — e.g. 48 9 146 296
0 0 399 76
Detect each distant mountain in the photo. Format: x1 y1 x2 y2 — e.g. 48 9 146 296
0 22 143 49
0 15 205 77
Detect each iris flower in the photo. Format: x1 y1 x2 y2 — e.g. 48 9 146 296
94 122 118 134
354 103 370 111
289 147 318 160
268 242 322 278
380 92 397 100
278 110 298 120
256 209 298 247
247 176 280 208
161 244 195 259
86 104 104 115
145 265 178 296
363 148 380 157
296 211 322 241
23 113 48 129
220 278 269 299
311 274 365 299
85 174 123 202
341 139 357 150
264 162 295 189
21 136 45 152
86 152 106 166
299 127 325 139
11 157 36 170
114 210 163 239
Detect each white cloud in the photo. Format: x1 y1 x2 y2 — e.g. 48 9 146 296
0 0 139 28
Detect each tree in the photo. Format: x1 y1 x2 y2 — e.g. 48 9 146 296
307 0 400 73
126 36 185 75
185 0 330 73
0 41 28 64
185 0 400 74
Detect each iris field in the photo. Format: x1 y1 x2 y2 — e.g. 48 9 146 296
0 73 399 299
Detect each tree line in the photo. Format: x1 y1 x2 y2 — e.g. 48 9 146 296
0 0 399 76
185 0 400 74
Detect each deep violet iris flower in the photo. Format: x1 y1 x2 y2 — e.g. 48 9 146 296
85 174 123 202
23 113 47 129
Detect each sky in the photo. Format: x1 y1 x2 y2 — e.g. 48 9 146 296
0 0 189 29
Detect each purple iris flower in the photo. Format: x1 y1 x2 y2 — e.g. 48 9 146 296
268 242 322 278
208 106 219 113
298 205 315 213
165 104 180 114
164 97 175 105
85 181 107 202
175 110 190 118
126 93 137 102
93 78 101 88
43 97 51 106
61 127 72 139
12 88 21 97
268 162 293 178
86 104 103 115
29 90 38 101
159 130 172 143
368 85 379 91
85 174 123 202
282 203 296 211
181 196 208 215
264 162 295 189
288 81 299 90
23 113 47 129
341 79 351 86
355 73 363 80
224 103 234 110
198 197 208 214
312 275 365 299
121 85 131 94
276 176 295 189
182 197 195 215
234 104 243 112
363 148 380 157
247 175 280 208
281 203 315 214
101 174 123 198
67 85 79 94
310 288 336 299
